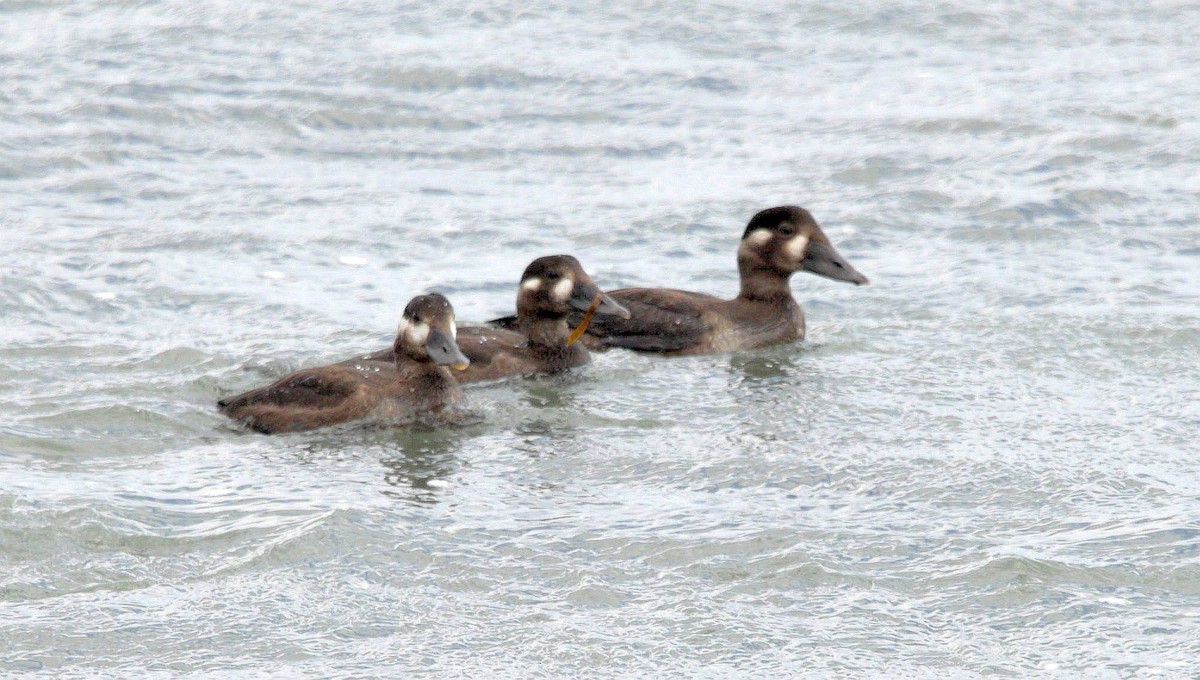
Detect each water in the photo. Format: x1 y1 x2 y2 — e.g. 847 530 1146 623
3 0 1199 676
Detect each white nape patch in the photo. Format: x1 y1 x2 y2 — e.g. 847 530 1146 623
520 277 542 292
745 229 773 247
449 315 457 341
401 320 429 346
552 278 573 301
785 234 810 261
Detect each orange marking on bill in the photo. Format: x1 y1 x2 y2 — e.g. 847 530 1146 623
566 293 604 347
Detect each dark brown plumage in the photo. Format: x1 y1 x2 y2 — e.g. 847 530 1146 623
495 206 869 356
352 255 628 383
218 294 470 434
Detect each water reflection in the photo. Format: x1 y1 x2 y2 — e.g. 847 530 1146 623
725 346 813 387
512 367 598 405
379 427 477 505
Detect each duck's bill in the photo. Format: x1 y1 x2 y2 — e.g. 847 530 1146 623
801 241 869 285
425 328 471 370
570 284 631 319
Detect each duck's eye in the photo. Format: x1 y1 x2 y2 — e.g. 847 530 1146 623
545 271 560 280
779 224 795 236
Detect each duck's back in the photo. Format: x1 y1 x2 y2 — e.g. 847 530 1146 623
455 324 588 383
582 288 715 354
219 361 460 433
453 325 529 382
347 324 591 384
588 288 803 355
218 365 377 433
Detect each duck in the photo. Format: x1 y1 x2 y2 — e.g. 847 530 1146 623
218 293 470 434
348 255 629 383
492 206 868 356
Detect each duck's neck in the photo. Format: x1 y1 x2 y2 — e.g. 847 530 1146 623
737 257 796 304
519 313 567 345
517 314 587 360
394 355 461 396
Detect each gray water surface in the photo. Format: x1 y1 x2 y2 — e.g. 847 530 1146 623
3 1 1200 677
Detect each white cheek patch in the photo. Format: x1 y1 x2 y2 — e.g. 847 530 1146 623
552 278 573 301
745 229 773 247
785 234 810 261
520 277 542 292
403 320 430 346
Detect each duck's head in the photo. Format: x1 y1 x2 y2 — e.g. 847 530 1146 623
394 293 470 370
738 206 869 285
516 255 630 321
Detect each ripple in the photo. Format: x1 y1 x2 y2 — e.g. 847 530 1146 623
3 0 1200 676
368 65 552 92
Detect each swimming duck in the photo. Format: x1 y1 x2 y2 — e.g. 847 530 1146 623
350 255 629 383
218 293 470 434
494 206 868 355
